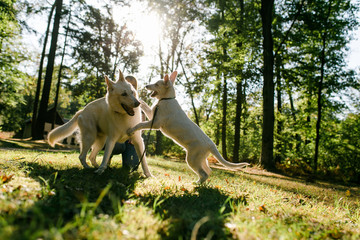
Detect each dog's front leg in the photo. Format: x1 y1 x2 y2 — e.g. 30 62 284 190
140 100 153 119
127 120 158 136
94 137 116 175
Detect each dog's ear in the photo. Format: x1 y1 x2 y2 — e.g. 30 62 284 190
117 69 125 82
105 75 114 91
170 71 177 84
125 76 137 90
164 74 170 85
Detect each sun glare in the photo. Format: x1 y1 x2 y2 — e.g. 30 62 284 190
113 1 163 54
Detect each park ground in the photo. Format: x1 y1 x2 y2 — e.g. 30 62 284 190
0 136 359 239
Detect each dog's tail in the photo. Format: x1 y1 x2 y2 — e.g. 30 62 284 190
47 110 82 147
209 144 250 169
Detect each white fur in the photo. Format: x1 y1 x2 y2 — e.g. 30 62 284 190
48 70 152 177
128 71 249 183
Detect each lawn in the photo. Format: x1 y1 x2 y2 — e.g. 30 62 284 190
0 143 359 239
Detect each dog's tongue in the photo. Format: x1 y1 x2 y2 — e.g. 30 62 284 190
121 104 135 116
151 91 158 97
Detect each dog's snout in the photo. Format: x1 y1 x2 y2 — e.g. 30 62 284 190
145 85 150 89
134 100 140 107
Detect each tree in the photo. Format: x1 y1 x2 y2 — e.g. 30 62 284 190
259 0 275 170
0 0 30 132
31 2 55 138
33 0 63 139
69 4 142 101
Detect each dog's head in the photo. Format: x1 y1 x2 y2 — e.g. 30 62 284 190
105 70 140 116
146 71 178 99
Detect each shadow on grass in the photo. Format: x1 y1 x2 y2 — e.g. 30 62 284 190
5 161 141 240
137 185 247 240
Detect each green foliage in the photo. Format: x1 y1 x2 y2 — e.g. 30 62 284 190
0 0 32 132
69 3 143 100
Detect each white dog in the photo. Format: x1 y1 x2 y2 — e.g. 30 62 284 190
48 70 152 177
127 71 249 183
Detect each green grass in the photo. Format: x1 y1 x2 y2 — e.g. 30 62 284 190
0 148 359 239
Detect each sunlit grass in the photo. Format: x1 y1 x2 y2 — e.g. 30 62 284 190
0 149 359 239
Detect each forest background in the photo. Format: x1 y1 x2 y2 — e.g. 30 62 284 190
1 0 360 183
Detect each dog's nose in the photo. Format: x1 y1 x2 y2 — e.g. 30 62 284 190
145 85 150 89
134 101 140 107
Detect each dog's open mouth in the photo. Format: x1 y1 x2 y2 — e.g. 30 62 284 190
151 91 158 97
121 104 135 116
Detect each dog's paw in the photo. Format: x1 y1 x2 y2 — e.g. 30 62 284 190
145 172 154 178
94 167 105 175
81 162 91 169
127 128 135 136
92 163 100 168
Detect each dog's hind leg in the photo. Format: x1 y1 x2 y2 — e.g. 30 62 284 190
78 134 94 168
77 116 96 169
88 135 106 168
95 137 117 174
186 149 211 184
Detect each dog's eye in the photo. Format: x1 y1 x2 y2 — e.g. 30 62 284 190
121 92 128 96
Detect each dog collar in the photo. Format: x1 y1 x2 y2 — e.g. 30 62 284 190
159 97 175 101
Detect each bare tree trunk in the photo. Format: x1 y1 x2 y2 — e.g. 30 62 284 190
275 55 283 163
314 1 332 172
260 0 275 170
221 71 228 160
233 80 242 163
52 9 71 129
33 0 63 140
233 0 245 163
31 3 55 138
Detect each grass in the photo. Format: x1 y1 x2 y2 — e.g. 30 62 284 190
0 144 359 239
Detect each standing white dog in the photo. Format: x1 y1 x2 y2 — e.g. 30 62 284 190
127 71 249 183
48 70 152 177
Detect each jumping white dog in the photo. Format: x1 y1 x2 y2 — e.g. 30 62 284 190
127 71 249 183
48 70 152 177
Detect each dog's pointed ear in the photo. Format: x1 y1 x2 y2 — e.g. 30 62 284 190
105 75 114 91
117 69 125 82
125 76 137 90
164 74 170 85
170 71 177 84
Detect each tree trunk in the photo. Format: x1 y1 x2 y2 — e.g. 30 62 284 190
221 71 228 160
31 3 56 138
33 0 63 140
52 9 71 129
233 81 242 163
233 0 244 163
275 55 282 163
260 0 275 170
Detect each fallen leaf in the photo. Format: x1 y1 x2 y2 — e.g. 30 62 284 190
330 229 343 239
259 204 267 213
178 176 181 182
0 173 14 184
346 190 351 197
